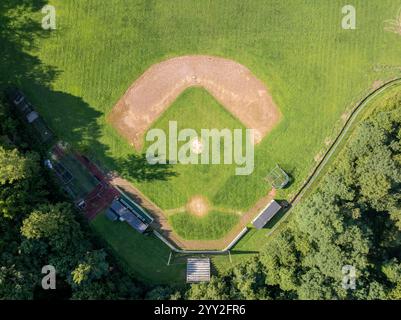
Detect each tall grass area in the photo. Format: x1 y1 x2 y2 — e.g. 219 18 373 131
169 211 239 240
20 1 401 237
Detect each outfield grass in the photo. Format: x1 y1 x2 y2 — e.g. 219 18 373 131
12 1 401 245
168 211 240 240
91 213 186 285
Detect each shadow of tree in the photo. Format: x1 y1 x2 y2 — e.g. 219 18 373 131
230 250 260 255
0 0 177 183
26 84 106 154
0 0 58 90
0 0 111 162
118 153 178 182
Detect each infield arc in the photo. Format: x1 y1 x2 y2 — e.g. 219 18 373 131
108 55 281 150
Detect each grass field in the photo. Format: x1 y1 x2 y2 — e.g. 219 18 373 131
91 212 186 285
91 84 401 283
4 0 401 274
169 211 239 240
140 87 247 210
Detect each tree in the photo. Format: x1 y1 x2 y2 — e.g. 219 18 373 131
0 147 45 219
70 250 109 286
70 282 118 300
0 265 35 300
187 277 230 300
0 146 38 185
145 286 181 300
21 203 84 249
229 257 270 300
381 258 401 299
20 203 87 275
260 230 299 293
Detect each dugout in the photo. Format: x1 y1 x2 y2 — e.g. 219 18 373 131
252 200 282 229
107 196 153 233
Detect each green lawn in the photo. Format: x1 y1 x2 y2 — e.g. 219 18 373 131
91 213 186 285
169 211 240 240
5 0 401 269
139 87 247 210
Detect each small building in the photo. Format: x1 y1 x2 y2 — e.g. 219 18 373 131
26 111 39 123
187 258 211 283
252 200 282 229
106 197 152 233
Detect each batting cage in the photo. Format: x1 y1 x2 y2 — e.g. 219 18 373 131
265 164 290 189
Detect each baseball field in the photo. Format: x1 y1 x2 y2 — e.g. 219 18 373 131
13 0 401 281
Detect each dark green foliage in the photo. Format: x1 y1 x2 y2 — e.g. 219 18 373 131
0 98 143 300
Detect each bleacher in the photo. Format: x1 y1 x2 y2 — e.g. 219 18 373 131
186 258 211 283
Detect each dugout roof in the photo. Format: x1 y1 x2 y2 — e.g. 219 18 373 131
252 200 282 229
109 199 149 233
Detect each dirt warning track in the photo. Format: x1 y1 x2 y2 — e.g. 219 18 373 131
108 55 281 150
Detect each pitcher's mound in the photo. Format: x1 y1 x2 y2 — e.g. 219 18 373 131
186 195 210 217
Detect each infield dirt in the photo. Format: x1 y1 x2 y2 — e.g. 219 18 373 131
108 55 281 150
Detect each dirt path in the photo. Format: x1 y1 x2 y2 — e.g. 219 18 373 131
109 176 275 250
108 55 281 150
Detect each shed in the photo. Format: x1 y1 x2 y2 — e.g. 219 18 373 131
252 200 282 229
